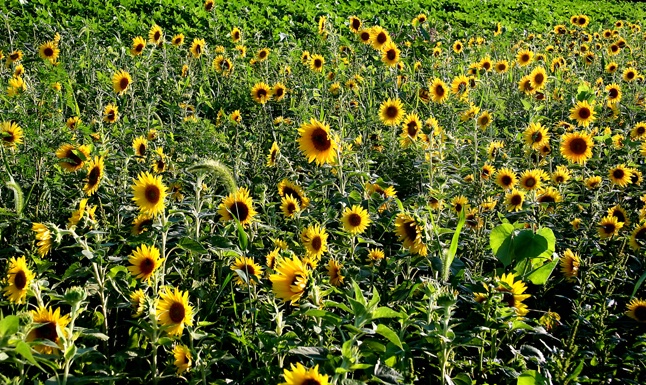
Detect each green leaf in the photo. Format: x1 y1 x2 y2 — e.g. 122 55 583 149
490 223 515 267
15 341 37 366
237 222 248 251
376 324 403 350
178 237 208 254
517 370 548 385
0 315 19 337
631 270 646 299
526 258 558 285
372 307 401 320
444 207 466 281
514 230 549 261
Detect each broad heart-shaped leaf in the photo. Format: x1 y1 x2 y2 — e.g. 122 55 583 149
514 230 549 262
517 370 548 385
376 324 403 350
490 223 515 267
0 315 19 337
526 257 559 285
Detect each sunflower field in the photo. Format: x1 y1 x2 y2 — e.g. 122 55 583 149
3 0 646 384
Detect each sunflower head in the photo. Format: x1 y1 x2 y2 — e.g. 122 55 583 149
230 256 263 286
56 144 91 172
626 298 646 323
379 98 405 126
297 118 338 166
560 131 594 164
131 172 167 216
190 38 205 58
3 256 35 304
128 244 164 282
112 70 132 94
496 273 530 316
1 121 24 148
341 205 371 234
269 255 309 305
598 215 623 239
301 224 328 259
156 287 194 336
394 213 428 256
217 187 257 227
251 82 272 104
173 345 193 374
27 306 71 354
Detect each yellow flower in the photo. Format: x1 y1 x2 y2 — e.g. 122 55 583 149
217 187 257 227
569 100 595 127
112 70 132 94
1 121 23 148
156 287 194 336
131 172 167 216
496 273 530 316
251 82 272 104
230 256 263 286
626 299 646 323
327 259 344 287
130 289 146 318
148 25 163 45
131 36 145 56
309 54 325 72
560 131 594 164
3 256 35 304
270 255 309 305
190 38 205 58
266 141 280 167
341 205 371 234
394 213 427 256
559 249 580 282
379 98 405 126
103 103 119 123
281 195 300 219
301 224 328 260
27 306 71 354
56 144 90 172
32 223 53 256
297 118 338 166
128 244 164 282
598 215 623 239
173 345 192 374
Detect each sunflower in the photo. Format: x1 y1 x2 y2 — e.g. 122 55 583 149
522 122 549 150
606 205 629 228
626 299 646 323
400 113 422 146
280 363 329 385
266 142 280 167
381 41 400 67
518 75 535 95
156 287 193 336
27 306 71 354
496 273 530 316
171 34 184 46
130 289 146 318
608 164 632 187
32 223 53 256
560 131 594 164
493 60 509 73
281 195 301 219
1 121 23 148
481 163 496 180
309 54 325 72
519 169 543 191
495 168 517 190
230 256 262 286
516 49 533 66
38 41 59 63
451 195 469 214
569 100 595 127
535 186 561 203
131 36 145 56
6 50 23 64
477 111 492 129
585 176 602 189
132 136 148 162
132 172 167 216
131 214 154 235
357 28 372 44
265 248 281 271
103 103 119 123
56 144 90 172
230 110 242 124
367 248 385 262
82 155 104 196
255 48 270 62
529 66 547 90
128 244 164 282
379 98 405 126
218 187 257 227
341 205 371 235
230 27 241 43
452 40 464 53
598 215 623 239
270 255 309 305
604 83 622 105
148 24 163 45
190 38 205 58
450 75 470 96
631 122 646 140
505 188 525 212
297 118 338 166
394 213 428 256
169 345 193 375
556 249 580 282
112 70 132 94
370 26 391 50
623 67 638 82
426 78 448 104
630 223 646 250
349 16 362 33
605 62 618 74
301 224 328 260
278 179 309 209
3 256 35 304
251 82 272 104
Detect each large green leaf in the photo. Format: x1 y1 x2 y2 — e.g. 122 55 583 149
376 324 403 350
490 223 515 267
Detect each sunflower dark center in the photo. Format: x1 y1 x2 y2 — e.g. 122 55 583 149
534 73 544 84
497 64 506 71
482 168 490 176
275 88 284 97
555 176 564 183
174 38 181 44
157 159 165 171
44 47 54 57
569 138 587 155
144 185 161 204
36 322 58 342
311 128 331 151
377 33 387 44
352 19 361 30
140 257 155 275
483 62 491 70
136 44 143 52
120 78 129 90
602 223 616 233
435 84 445 96
510 194 522 205
609 88 619 98
454 203 462 212
479 116 489 125
501 291 516 307
521 54 529 62
195 45 201 54
230 201 250 221
456 44 462 50
14 270 27 290
169 302 185 323
222 61 230 70
259 51 267 58
361 32 370 41
634 306 646 322
286 202 296 214
257 89 267 98
243 264 256 276
348 213 362 227
139 144 146 156
314 59 322 67
539 195 555 203
613 169 625 179
233 32 239 39
637 126 646 135
3 133 14 143
310 236 322 251
611 45 618 52
154 31 161 41
88 166 100 185
612 209 626 222
635 228 646 242
386 49 396 60
525 177 536 188
627 72 635 80
501 175 512 186
407 122 418 137
66 150 82 166
403 221 418 241
532 132 543 143
10 53 19 60
107 111 115 120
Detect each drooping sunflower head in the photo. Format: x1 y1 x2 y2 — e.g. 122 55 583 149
27 306 71 354
56 144 91 172
1 121 24 148
130 289 146 318
217 187 257 227
251 82 272 104
269 255 309 305
112 70 132 94
32 222 54 256
173 345 192 375
131 172 167 216
297 118 338 166
394 213 427 256
327 259 344 287
341 205 371 235
230 256 263 286
559 249 580 282
156 287 194 336
3 256 35 304
560 131 594 164
127 244 164 282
